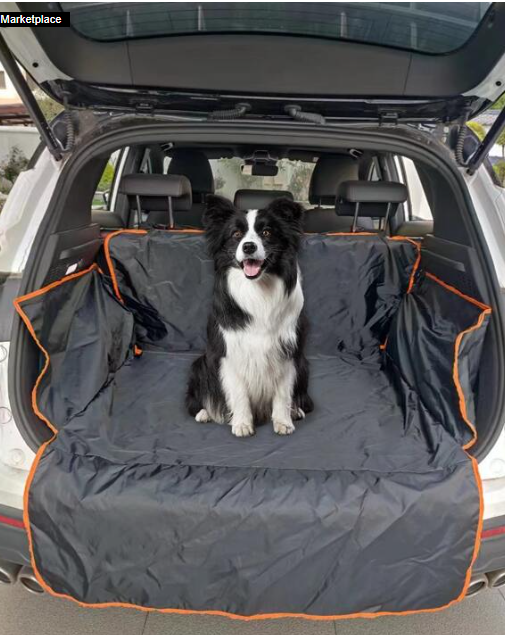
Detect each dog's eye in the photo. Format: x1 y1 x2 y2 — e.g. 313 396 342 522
232 230 243 239
262 229 271 238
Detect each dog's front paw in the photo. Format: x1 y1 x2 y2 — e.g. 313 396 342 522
273 419 296 435
231 421 255 437
195 409 211 423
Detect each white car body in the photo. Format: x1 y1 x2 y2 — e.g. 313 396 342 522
1 146 505 519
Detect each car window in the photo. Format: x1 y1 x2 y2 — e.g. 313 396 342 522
139 148 154 174
93 150 121 210
368 158 382 182
62 2 491 55
395 156 433 222
209 158 315 205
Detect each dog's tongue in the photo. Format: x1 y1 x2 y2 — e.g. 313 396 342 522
244 259 262 278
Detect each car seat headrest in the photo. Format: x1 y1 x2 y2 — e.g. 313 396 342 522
119 173 192 228
167 149 215 201
308 154 359 206
336 180 408 232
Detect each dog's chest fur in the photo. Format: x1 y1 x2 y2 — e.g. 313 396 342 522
220 267 303 401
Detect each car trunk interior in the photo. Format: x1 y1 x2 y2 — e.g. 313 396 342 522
8 121 505 615
10 123 503 457
0 0 503 615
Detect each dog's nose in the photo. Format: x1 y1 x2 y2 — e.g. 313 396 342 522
242 242 257 255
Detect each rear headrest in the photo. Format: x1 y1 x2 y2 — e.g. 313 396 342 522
167 149 214 200
119 174 192 211
336 181 407 217
234 189 294 211
309 155 359 205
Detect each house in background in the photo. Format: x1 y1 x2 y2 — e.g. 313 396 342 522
0 61 39 164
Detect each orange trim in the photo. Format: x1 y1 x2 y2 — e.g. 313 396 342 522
425 273 492 451
103 230 147 302
23 437 55 574
13 264 99 435
15 243 485 621
323 234 421 294
425 273 491 311
467 456 484 579
104 228 205 303
21 436 484 621
379 237 422 352
133 345 143 357
458 310 491 450
18 447 485 620
391 237 421 293
104 230 422 306
18 448 484 622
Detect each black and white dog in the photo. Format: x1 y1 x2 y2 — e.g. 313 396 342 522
186 195 313 437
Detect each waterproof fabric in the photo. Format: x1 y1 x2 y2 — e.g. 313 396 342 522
15 230 490 619
105 231 418 357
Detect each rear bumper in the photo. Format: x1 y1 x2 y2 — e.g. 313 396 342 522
474 516 505 574
1 504 504 576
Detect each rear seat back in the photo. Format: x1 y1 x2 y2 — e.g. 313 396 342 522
119 173 192 228
336 180 408 233
305 154 374 232
167 149 215 228
105 230 419 357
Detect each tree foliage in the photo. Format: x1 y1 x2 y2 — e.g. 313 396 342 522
33 88 64 122
493 93 505 110
467 121 486 141
494 160 505 187
214 158 315 202
281 161 315 202
98 162 115 191
0 146 28 184
497 129 505 159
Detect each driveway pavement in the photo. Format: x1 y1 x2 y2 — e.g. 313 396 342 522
1 583 505 635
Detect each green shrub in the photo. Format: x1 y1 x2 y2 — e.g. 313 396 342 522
98 162 115 191
0 146 28 184
494 160 505 186
467 121 486 141
497 129 505 159
493 93 505 110
34 89 64 122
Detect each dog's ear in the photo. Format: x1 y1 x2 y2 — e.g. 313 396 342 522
268 198 305 227
203 195 236 228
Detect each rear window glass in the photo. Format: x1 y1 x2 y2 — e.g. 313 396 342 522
61 2 491 54
163 156 315 205
208 158 315 205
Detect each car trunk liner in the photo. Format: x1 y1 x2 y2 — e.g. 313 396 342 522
13 230 490 619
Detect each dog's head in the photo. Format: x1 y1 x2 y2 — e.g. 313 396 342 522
203 195 305 280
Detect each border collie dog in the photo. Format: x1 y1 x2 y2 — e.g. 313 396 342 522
186 195 313 437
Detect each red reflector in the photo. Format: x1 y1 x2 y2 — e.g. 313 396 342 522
0 514 24 530
481 525 505 539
